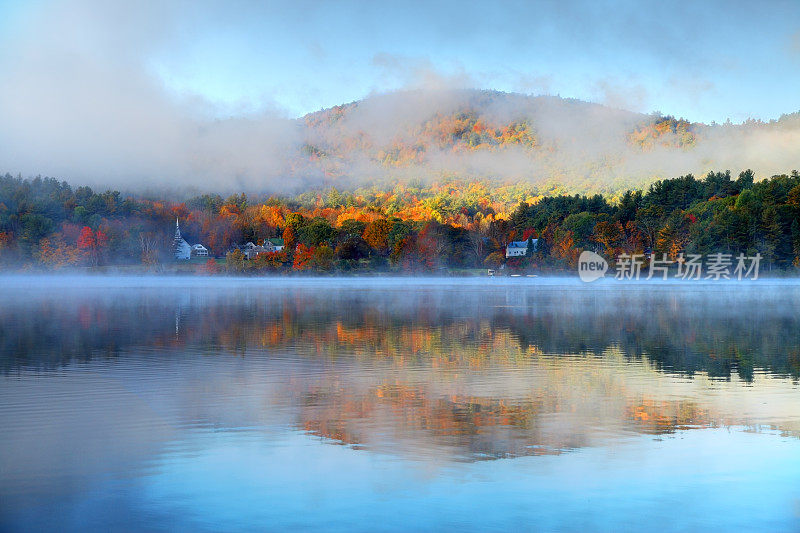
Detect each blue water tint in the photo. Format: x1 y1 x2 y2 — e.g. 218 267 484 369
144 429 800 532
7 428 798 532
2 277 800 531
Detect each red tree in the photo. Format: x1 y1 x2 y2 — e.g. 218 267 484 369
77 226 108 266
292 244 314 270
77 226 95 250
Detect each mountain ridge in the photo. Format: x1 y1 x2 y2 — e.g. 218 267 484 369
289 89 799 195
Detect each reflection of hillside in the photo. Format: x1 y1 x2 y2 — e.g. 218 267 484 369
299 381 716 459
284 346 765 460
3 281 800 462
300 383 556 459
292 372 733 459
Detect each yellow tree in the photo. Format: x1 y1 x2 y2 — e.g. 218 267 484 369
363 219 392 253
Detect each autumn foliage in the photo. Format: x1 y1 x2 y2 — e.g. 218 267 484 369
2 168 800 274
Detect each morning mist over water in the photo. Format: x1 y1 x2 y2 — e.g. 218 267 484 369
1 277 799 530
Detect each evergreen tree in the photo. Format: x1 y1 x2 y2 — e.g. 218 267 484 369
525 236 535 258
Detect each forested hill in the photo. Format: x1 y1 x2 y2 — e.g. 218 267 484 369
4 90 798 196
295 90 800 195
1 169 799 274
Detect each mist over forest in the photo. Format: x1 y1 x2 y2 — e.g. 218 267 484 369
295 89 800 195
4 86 800 196
1 2 798 196
2 1 799 274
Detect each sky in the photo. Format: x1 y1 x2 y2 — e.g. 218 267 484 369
1 0 798 123
0 0 798 190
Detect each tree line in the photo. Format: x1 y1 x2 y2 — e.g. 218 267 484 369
0 169 799 273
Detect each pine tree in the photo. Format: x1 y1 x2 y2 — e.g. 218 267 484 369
525 236 534 258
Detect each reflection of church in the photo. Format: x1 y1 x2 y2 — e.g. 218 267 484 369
173 218 208 260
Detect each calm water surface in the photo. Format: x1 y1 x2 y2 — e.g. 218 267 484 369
1 276 799 531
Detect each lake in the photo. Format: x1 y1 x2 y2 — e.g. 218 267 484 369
1 276 799 531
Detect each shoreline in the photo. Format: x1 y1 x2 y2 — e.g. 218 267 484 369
2 272 799 287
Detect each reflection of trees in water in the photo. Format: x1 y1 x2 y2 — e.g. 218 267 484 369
3 284 799 460
499 290 800 381
1 290 200 371
626 399 711 434
297 380 714 460
3 286 800 382
300 383 557 460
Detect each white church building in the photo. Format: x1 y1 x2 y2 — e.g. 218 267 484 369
173 219 207 260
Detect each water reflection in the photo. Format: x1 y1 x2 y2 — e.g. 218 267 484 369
1 277 799 530
4 279 800 379
3 278 799 448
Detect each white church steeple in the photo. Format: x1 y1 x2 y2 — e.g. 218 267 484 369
173 217 191 260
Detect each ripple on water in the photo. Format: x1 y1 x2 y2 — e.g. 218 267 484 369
1 278 800 530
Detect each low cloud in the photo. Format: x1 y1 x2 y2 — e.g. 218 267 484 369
0 0 798 197
592 79 649 113
0 0 305 193
371 53 475 92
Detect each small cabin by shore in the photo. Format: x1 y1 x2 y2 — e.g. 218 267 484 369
505 239 538 258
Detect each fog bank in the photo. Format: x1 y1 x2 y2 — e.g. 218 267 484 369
1 1 798 195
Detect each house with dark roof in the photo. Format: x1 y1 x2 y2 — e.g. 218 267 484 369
240 238 286 260
505 239 538 258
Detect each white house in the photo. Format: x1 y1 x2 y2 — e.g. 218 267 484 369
505 239 538 258
264 238 284 252
191 244 209 257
